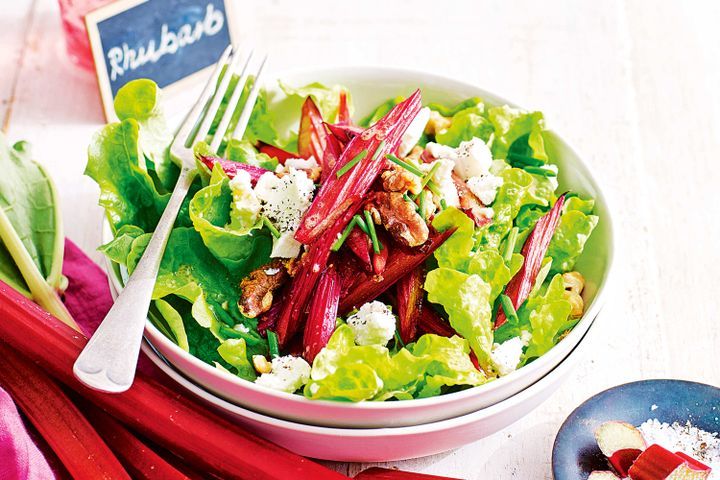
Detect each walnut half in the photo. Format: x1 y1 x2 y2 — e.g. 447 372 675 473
366 192 429 247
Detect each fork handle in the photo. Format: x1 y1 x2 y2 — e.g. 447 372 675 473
73 167 196 393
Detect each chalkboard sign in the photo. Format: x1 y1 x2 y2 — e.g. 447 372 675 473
86 0 238 120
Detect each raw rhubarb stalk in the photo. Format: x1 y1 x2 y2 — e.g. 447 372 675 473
396 267 424 343
495 194 566 328
198 155 269 183
353 467 463 480
0 282 347 480
258 141 297 164
303 265 341 362
337 90 352 125
81 401 190 480
339 227 454 314
298 96 328 162
628 444 711 480
674 452 712 473
346 227 372 268
295 90 423 244
595 421 647 477
0 342 130 480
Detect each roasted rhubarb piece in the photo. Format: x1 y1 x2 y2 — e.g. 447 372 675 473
628 444 711 480
354 467 463 480
0 342 130 480
258 141 297 164
595 421 647 477
495 193 566 328
396 267 424 343
303 265 341 362
325 122 363 144
346 227 373 268
298 96 329 162
198 155 269 183
418 305 456 337
339 227 454 314
0 282 347 480
337 90 352 125
372 230 390 274
295 90 423 244
588 472 621 480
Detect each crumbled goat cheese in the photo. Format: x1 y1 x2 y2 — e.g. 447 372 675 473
490 337 525 376
346 301 396 346
254 355 311 393
264 268 281 275
398 107 431 157
255 168 315 258
422 158 459 207
281 156 319 172
467 174 503 205
255 168 315 232
228 170 262 226
639 419 720 478
270 231 302 259
426 137 493 180
476 207 494 220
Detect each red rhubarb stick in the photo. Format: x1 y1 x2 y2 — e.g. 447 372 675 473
339 227 454 314
0 342 131 480
295 90 423 244
346 227 373 268
396 267 424 344
324 122 363 145
418 305 456 337
258 141 297 164
337 90 352 125
595 421 647 477
0 282 347 480
353 467 463 480
81 402 191 480
303 265 341 362
628 444 711 480
298 96 329 163
198 155 269 183
495 194 566 328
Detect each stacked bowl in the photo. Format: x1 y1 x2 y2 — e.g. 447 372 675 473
103 68 614 462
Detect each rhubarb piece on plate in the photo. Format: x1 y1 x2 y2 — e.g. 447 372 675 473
628 444 711 480
198 155 269 183
595 421 647 477
588 472 621 480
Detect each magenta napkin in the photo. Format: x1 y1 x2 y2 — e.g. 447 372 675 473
0 239 133 478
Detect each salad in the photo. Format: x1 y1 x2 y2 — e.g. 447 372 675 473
88 77 598 402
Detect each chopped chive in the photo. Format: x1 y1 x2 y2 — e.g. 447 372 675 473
386 154 424 177
507 153 545 167
364 210 381 254
353 214 369 234
208 300 234 327
504 227 519 263
336 150 368 178
440 198 448 210
262 216 281 238
419 161 441 190
426 180 442 197
331 218 358 252
219 325 265 345
500 294 519 324
403 193 413 203
524 166 557 177
394 330 405 348
419 191 427 221
267 330 280 358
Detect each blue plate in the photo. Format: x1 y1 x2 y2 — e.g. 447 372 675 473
552 380 720 479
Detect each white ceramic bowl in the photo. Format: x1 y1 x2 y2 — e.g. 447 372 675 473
104 67 614 428
140 325 590 462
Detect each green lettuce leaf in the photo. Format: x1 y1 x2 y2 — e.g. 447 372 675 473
279 81 350 124
523 274 572 360
86 120 169 232
487 105 546 160
547 208 599 274
189 165 271 276
424 268 494 369
113 79 176 192
224 140 278 170
426 97 482 117
154 298 189 351
98 224 145 264
467 250 523 302
217 338 256 381
431 207 476 271
436 104 494 147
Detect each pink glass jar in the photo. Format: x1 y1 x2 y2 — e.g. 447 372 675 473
57 0 113 70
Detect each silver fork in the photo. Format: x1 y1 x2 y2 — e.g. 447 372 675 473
74 45 268 393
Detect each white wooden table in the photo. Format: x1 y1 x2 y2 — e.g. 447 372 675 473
2 0 719 478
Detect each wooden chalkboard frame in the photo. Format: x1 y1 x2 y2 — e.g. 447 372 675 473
85 0 239 121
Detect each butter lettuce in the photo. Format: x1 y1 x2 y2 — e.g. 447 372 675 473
548 200 599 274
487 105 547 160
279 81 350 124
218 338 256 381
224 139 278 170
427 97 482 117
436 104 494 147
522 274 572 360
